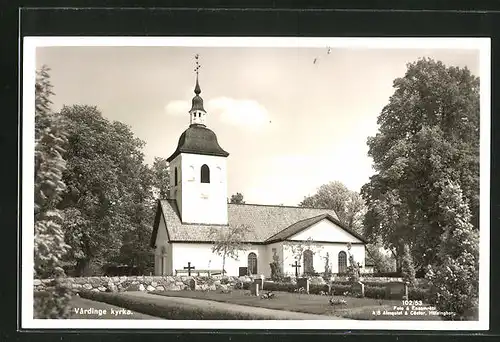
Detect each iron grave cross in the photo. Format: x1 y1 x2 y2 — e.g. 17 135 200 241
291 261 301 277
184 262 195 276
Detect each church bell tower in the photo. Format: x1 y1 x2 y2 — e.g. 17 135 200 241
166 55 229 225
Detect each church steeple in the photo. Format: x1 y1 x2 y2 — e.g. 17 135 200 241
190 54 206 126
166 54 229 226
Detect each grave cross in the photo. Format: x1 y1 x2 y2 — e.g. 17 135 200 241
291 261 301 277
184 262 195 276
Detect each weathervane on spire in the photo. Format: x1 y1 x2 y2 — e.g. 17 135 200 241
194 53 201 75
194 53 202 95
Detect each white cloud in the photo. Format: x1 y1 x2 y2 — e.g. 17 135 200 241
207 97 270 128
164 100 190 116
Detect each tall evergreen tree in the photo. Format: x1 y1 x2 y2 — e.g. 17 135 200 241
34 65 72 318
426 180 479 320
34 65 70 278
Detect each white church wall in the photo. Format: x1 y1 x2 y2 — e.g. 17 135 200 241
290 219 363 243
154 214 173 276
281 241 366 276
170 243 270 277
178 154 228 225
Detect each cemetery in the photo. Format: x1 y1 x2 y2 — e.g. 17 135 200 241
36 271 441 320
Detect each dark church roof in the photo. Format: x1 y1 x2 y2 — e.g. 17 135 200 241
166 125 229 162
150 199 367 247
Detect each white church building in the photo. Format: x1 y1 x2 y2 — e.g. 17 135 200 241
150 75 368 278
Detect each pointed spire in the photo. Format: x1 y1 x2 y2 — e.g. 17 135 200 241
190 53 206 115
194 73 201 95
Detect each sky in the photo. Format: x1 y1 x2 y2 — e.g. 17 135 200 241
36 45 480 206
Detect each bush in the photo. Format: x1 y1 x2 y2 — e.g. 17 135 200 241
269 253 284 281
309 284 330 295
408 287 430 301
262 282 296 293
34 282 72 319
329 284 352 296
365 272 402 278
401 244 416 286
364 286 386 299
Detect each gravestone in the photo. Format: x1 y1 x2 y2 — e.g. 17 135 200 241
239 267 248 277
188 278 197 291
254 275 265 290
296 278 309 294
385 281 408 299
183 262 195 276
290 261 301 277
352 281 365 297
250 282 260 296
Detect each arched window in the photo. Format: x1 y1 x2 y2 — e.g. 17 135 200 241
201 164 210 183
248 252 257 275
338 251 347 274
303 250 314 275
174 167 178 185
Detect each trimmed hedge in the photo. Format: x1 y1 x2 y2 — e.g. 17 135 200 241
261 281 431 301
364 286 386 299
262 282 297 293
408 287 429 301
79 291 269 320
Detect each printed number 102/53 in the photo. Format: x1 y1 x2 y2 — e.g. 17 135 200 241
402 300 423 306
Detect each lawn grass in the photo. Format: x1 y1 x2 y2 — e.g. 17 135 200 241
78 291 289 320
150 290 442 320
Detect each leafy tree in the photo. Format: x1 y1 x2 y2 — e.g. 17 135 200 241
323 252 332 279
58 105 151 276
299 181 366 235
112 164 156 275
361 58 479 271
229 192 245 204
401 244 416 286
346 243 360 282
365 242 396 273
269 251 284 281
34 65 72 318
426 180 479 320
283 237 323 268
151 157 169 200
209 224 252 275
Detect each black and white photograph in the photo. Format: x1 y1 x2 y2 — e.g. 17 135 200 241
22 37 490 330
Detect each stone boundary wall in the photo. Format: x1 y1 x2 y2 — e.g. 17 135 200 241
34 275 254 293
33 275 428 294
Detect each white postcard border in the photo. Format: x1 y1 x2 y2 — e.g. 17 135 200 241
21 36 491 331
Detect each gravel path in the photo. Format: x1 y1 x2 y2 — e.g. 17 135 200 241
122 292 348 320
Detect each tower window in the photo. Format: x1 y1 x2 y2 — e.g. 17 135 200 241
174 167 178 185
201 164 210 183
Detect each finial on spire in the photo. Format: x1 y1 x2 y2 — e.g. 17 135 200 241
194 53 201 95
